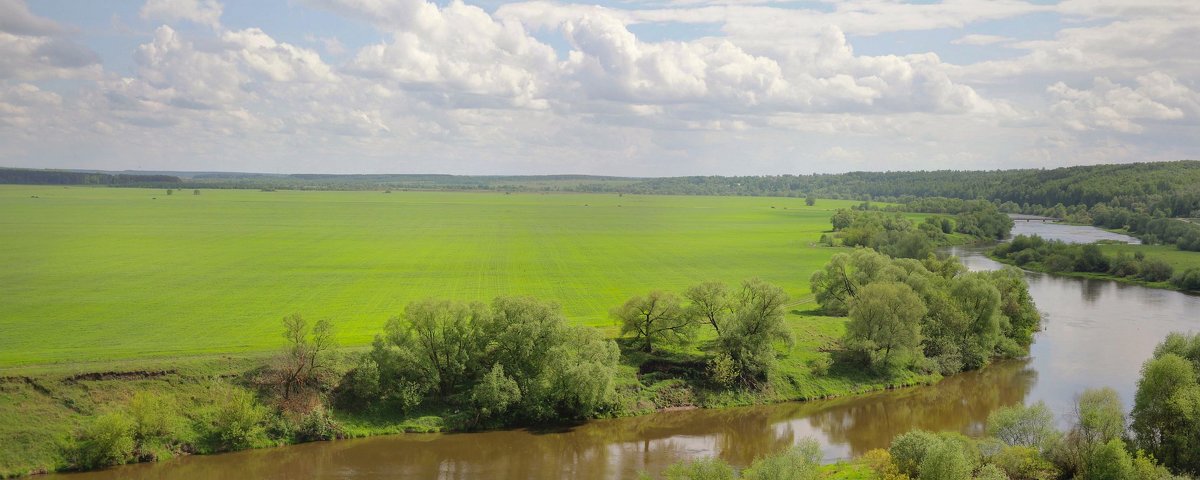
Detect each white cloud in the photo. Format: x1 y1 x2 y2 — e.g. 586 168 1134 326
140 0 223 29
1047 73 1197 134
951 34 1012 46
1 0 1198 175
0 1 100 81
341 0 557 108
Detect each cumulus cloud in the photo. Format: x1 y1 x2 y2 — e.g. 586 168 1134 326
1048 73 1198 134
342 0 557 108
0 1 99 81
0 0 1198 175
140 0 223 29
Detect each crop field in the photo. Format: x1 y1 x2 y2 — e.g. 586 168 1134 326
0 186 861 367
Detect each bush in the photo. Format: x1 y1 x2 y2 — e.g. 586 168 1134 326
890 430 939 477
196 386 268 452
707 353 739 387
1085 439 1134 480
991 445 1059 480
987 402 1057 449
66 412 136 470
805 356 832 377
1139 259 1174 282
975 464 1007 480
334 356 382 410
859 449 906 479
741 440 821 480
1170 267 1200 290
127 391 186 460
295 407 343 443
471 364 521 424
918 435 978 480
661 457 735 480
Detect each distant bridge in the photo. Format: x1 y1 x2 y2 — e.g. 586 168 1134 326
1008 214 1061 223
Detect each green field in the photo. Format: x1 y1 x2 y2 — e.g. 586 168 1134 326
0 186 860 367
1098 242 1200 272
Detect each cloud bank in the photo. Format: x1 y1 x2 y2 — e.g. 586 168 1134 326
0 0 1196 175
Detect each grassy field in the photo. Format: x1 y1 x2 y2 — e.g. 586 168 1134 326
1097 242 1200 271
0 186 861 367
0 188 934 477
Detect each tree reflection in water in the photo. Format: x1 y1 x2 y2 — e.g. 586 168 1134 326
48 359 1034 480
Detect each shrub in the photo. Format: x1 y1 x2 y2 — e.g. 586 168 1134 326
805 356 832 377
987 402 1057 449
918 436 977 480
991 445 1059 480
295 407 343 443
1170 267 1200 290
858 449 906 479
707 353 739 388
471 364 521 424
1139 259 1173 282
890 430 939 477
975 464 1007 480
741 440 822 480
67 412 136 470
662 457 735 480
196 386 268 452
1085 439 1134 480
334 356 382 410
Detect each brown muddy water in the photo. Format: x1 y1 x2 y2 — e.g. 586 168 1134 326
45 223 1200 479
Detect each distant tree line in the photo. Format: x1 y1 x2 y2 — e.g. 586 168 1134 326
989 235 1200 290
0 168 181 186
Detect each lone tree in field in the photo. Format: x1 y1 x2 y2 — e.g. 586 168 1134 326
806 194 816 206
613 291 694 353
274 314 337 403
684 281 733 336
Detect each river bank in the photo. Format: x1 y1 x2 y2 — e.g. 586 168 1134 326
0 301 942 478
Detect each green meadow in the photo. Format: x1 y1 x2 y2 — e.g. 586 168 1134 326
0 186 861 367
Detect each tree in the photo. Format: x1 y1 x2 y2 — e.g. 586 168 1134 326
684 281 733 336
844 282 926 370
950 275 1002 370
987 401 1058 449
613 291 695 353
1131 342 1200 473
1085 439 1135 480
384 299 489 398
805 194 816 206
831 209 854 231
482 296 620 422
471 364 521 424
716 279 793 384
1074 388 1126 448
272 314 337 403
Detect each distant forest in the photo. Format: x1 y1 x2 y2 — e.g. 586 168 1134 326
5 161 1200 217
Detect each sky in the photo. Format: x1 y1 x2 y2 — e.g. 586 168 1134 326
0 0 1197 176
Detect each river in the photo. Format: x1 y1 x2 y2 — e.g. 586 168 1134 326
46 222 1199 479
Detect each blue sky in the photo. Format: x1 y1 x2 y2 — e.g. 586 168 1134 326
1 0 1196 175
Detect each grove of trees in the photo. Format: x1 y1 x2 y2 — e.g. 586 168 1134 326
811 249 1040 374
